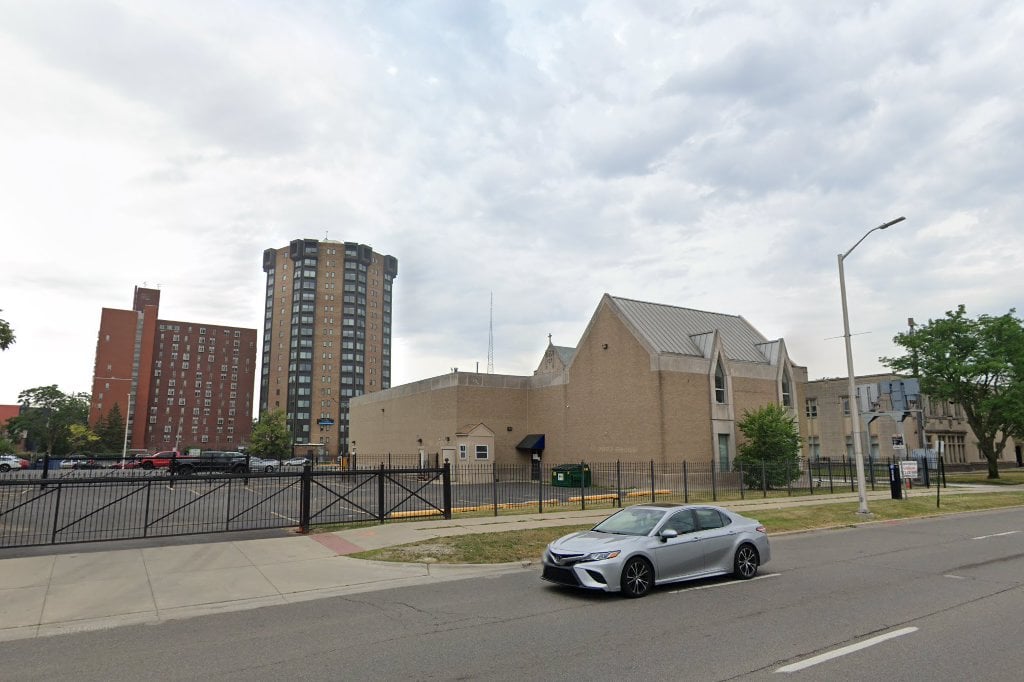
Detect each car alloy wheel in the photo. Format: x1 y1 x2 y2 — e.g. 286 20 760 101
621 557 653 598
0 464 10 472
733 544 759 579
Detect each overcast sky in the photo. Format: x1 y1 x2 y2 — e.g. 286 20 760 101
2 0 1022 410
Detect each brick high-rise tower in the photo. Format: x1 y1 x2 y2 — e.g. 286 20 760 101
260 239 397 459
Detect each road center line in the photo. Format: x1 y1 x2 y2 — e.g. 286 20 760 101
775 627 918 673
971 531 1020 540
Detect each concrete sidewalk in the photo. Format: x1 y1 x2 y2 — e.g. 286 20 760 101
0 487 1007 642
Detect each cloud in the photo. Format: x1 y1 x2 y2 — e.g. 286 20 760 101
1 0 1023 406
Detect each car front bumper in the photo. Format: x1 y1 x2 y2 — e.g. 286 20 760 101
541 553 621 592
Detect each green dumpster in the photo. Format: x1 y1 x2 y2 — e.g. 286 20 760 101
551 463 591 487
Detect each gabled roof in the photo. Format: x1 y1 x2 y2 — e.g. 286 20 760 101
553 346 576 366
609 295 773 364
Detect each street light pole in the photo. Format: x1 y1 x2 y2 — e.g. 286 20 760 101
839 216 905 516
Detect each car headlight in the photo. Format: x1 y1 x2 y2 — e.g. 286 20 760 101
581 550 620 562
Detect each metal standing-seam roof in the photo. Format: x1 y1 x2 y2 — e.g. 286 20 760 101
610 296 772 364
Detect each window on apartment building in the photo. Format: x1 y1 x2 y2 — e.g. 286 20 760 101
842 397 850 416
805 398 818 418
807 436 820 460
475 445 488 460
714 359 727 403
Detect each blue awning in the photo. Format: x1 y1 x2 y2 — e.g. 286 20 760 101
516 434 545 451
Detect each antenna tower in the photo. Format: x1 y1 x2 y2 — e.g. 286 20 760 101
487 292 494 374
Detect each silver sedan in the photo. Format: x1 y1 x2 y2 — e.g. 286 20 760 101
542 503 771 598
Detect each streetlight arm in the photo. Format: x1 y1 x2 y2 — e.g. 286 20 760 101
841 216 905 260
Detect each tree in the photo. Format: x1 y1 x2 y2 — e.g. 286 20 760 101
882 305 1024 479
68 423 101 453
0 310 13 350
9 385 90 456
247 409 291 459
96 403 126 452
733 403 802 489
0 434 16 454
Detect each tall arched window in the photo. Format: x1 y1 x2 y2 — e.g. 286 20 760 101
781 368 792 407
714 359 727 403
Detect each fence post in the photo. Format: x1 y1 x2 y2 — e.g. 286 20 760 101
827 459 834 494
443 460 452 520
226 476 233 532
50 482 63 544
580 461 587 511
492 473 498 517
762 459 768 498
848 457 855 492
143 479 152 537
738 460 745 500
711 459 717 501
538 462 543 514
921 455 930 488
650 460 656 503
807 461 813 495
616 460 622 508
299 463 312 533
169 451 177 490
377 463 386 522
683 460 689 504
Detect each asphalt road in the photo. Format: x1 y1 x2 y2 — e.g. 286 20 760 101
2 506 1023 680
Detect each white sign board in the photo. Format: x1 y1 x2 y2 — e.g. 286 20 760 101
899 460 918 479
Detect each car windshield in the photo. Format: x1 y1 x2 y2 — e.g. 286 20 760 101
592 508 667 536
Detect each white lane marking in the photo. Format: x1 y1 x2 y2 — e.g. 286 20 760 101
668 573 779 593
944 574 967 579
972 531 1021 540
775 627 918 673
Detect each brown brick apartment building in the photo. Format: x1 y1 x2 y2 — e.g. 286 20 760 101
349 294 807 473
260 239 397 459
803 373 1022 467
90 287 257 452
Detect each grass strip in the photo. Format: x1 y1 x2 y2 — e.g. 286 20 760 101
350 492 1024 564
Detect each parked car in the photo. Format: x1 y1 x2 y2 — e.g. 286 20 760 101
541 503 771 598
60 455 100 469
249 457 280 473
171 451 248 475
0 454 29 472
283 457 311 467
135 451 184 469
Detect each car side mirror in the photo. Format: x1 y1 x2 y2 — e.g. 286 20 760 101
659 529 678 542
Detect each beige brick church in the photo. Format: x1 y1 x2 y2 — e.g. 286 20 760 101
349 294 807 471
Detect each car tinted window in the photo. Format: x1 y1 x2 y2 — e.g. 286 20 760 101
593 508 667 536
664 510 697 534
695 508 730 530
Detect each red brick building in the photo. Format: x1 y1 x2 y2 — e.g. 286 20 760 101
90 287 257 452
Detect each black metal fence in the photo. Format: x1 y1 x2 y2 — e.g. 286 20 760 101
0 464 451 549
440 455 946 513
0 455 945 549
